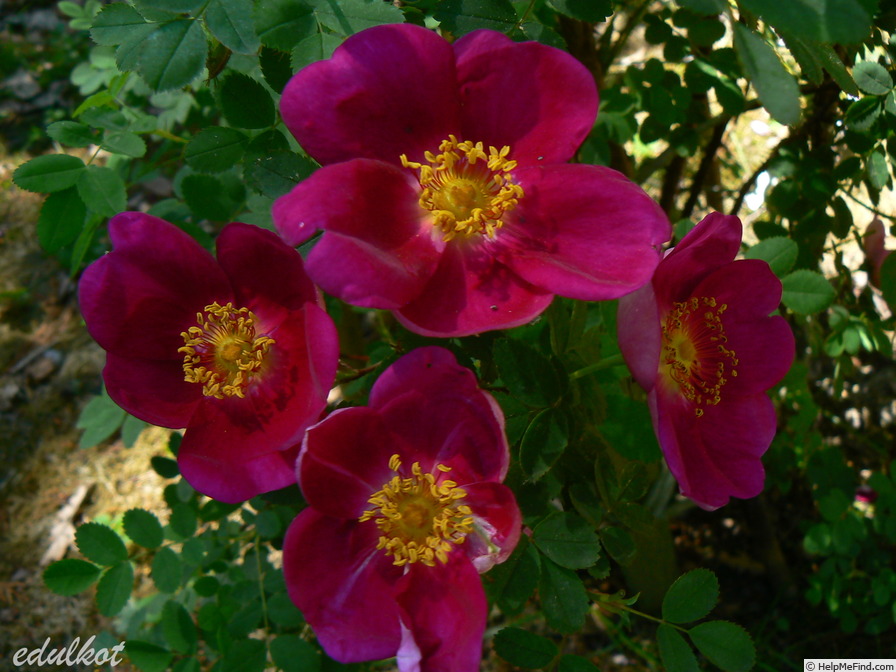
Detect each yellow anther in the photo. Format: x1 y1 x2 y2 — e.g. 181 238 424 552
400 135 523 242
360 456 474 567
660 296 738 417
179 302 274 399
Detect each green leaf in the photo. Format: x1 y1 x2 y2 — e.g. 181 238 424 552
688 620 756 672
493 627 558 669
205 0 260 54
43 559 102 596
494 338 564 408
245 150 317 198
744 236 798 276
309 0 404 36
538 557 590 633
291 32 343 72
737 0 871 45
137 0 204 11
854 61 893 95
434 0 519 37
102 131 147 158
77 165 127 217
879 253 896 309
546 0 612 21
558 655 600 672
218 73 275 129
123 509 164 548
115 22 160 72
677 0 726 14
76 522 128 566
134 19 208 91
846 96 881 131
267 592 305 628
184 127 249 173
152 456 180 478
733 24 800 126
486 537 540 613
221 638 267 672
121 414 147 448
96 561 134 616
662 568 720 624
867 149 890 191
520 408 568 481
70 215 101 275
169 503 198 539
259 46 293 92
152 546 183 593
46 121 96 148
817 44 858 96
657 624 699 672
781 269 835 314
182 173 244 221
599 526 636 565
270 635 321 672
90 3 148 46
162 600 197 654
124 641 173 672
533 511 601 570
254 0 317 50
37 188 86 253
13 154 86 193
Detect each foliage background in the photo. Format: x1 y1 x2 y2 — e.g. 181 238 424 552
1 0 895 670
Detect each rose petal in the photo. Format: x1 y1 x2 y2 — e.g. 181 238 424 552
273 159 442 308
499 164 669 300
79 212 231 360
394 244 553 337
461 482 522 572
297 406 410 519
617 282 663 392
691 260 794 394
178 430 299 503
370 348 510 484
176 309 335 501
103 353 198 428
653 212 742 309
394 555 487 672
283 509 404 663
453 30 598 166
280 23 460 166
215 222 317 325
651 387 777 509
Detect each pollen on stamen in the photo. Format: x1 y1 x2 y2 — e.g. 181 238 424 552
359 454 473 567
661 296 738 417
400 134 524 242
178 302 274 399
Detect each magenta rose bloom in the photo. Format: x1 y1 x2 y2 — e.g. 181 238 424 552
78 212 339 503
283 347 520 671
273 23 670 337
617 213 795 509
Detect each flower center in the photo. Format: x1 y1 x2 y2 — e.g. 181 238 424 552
401 135 524 242
178 301 275 399
661 296 739 417
359 454 474 567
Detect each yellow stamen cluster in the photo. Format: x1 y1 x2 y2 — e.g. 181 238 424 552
359 454 474 567
179 301 275 399
661 296 739 417
400 135 524 242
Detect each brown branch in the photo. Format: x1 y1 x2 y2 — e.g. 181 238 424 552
681 118 729 221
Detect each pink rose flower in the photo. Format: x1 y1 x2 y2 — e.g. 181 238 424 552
78 212 339 502
617 213 795 509
283 347 520 671
273 23 670 337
